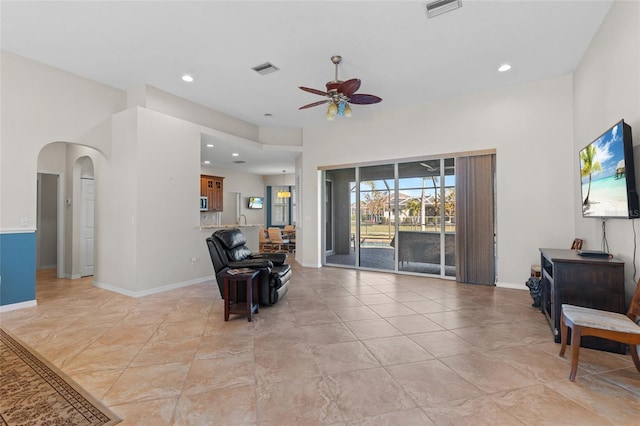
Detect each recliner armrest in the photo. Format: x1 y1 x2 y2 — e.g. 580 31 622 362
251 252 287 266
228 258 273 269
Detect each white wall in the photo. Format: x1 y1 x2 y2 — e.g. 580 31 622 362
573 1 640 299
93 109 138 289
300 76 575 287
135 108 204 291
38 142 67 172
0 51 125 231
259 127 303 146
90 107 215 295
134 85 260 142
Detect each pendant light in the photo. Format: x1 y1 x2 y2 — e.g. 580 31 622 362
277 170 291 198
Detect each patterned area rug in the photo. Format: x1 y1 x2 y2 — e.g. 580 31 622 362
0 328 121 425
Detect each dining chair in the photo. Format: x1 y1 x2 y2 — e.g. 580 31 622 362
258 227 273 253
559 279 640 381
267 228 290 252
282 225 296 252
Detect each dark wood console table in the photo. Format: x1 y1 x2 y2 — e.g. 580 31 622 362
539 248 625 353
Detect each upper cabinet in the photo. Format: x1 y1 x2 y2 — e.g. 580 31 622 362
201 175 224 211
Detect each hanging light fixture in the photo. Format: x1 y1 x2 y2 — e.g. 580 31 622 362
277 170 291 198
299 55 381 121
325 100 354 121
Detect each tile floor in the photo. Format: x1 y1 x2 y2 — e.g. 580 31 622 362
1 265 639 425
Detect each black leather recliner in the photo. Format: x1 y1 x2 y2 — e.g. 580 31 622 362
206 228 291 305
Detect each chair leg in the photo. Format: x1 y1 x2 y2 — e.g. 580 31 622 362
569 325 582 382
630 344 640 373
559 312 568 357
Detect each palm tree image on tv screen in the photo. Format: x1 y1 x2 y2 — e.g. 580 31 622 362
580 120 638 218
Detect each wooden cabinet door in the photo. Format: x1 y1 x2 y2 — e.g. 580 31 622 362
211 177 223 211
201 175 224 211
200 177 208 197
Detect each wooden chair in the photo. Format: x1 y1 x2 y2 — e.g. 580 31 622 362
258 227 273 253
267 227 290 252
282 225 296 252
571 238 583 250
559 280 640 381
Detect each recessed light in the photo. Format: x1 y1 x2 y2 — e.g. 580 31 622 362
182 74 194 82
206 144 214 148
264 113 273 117
498 64 512 72
203 160 210 164
232 153 239 157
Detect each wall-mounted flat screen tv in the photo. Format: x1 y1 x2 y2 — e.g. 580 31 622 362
248 196 264 209
580 119 639 218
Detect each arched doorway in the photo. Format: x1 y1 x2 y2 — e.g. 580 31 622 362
37 143 99 280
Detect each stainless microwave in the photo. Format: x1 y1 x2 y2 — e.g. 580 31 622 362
199 196 208 211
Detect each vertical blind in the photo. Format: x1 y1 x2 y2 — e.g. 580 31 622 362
455 154 496 285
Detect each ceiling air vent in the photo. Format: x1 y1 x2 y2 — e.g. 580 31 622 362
425 0 462 18
252 62 279 75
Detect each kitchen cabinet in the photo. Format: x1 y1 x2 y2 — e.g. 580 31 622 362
200 175 224 211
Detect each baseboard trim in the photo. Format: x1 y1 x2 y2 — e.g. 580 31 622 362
496 281 527 290
0 299 37 312
93 275 215 298
299 261 321 268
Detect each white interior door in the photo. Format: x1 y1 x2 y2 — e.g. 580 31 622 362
80 178 95 277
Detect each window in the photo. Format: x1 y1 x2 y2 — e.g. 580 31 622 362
270 187 289 226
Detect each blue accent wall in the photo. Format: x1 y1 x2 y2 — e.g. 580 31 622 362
0 232 36 306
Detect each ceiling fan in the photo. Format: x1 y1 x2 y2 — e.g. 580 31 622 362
299 55 382 121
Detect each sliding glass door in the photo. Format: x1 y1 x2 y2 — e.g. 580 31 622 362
359 165 395 271
324 168 356 267
396 159 456 277
323 157 456 278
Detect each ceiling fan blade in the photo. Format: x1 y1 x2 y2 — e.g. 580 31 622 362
348 94 382 105
338 78 361 96
299 86 329 97
299 99 329 110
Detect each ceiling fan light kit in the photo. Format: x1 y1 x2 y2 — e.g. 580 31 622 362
299 55 381 121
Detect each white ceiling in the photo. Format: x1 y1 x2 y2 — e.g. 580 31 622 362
200 131 301 175
1 0 613 175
